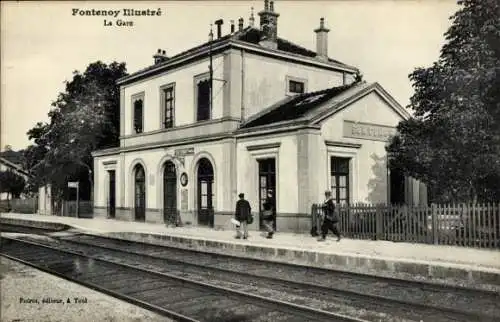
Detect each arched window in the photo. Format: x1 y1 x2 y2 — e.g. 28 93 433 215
134 164 146 221
197 158 214 227
163 161 177 224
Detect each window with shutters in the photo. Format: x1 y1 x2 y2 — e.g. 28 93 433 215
132 93 144 134
161 83 175 129
330 157 350 205
196 79 211 121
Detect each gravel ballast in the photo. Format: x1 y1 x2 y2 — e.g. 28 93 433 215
0 256 172 322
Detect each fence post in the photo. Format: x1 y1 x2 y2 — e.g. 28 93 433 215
431 203 438 245
316 204 322 236
376 204 383 240
310 204 314 234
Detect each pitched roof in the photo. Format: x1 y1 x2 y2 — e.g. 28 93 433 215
240 83 359 129
0 157 30 177
237 27 348 66
118 26 358 85
239 81 410 131
0 150 23 165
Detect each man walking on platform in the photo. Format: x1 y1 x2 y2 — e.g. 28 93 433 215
318 190 341 242
234 193 251 239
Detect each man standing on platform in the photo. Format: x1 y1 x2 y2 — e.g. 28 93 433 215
234 193 251 239
319 190 341 242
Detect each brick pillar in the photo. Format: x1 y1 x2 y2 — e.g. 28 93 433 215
222 49 243 119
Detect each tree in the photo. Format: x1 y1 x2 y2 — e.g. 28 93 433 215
24 61 128 203
387 0 500 203
0 170 26 199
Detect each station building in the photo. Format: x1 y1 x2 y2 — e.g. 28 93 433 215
92 1 427 232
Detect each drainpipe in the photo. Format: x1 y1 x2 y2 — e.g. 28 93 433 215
240 50 245 122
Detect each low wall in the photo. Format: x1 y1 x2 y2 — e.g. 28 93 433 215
0 217 71 231
94 231 500 290
93 206 311 233
0 198 38 214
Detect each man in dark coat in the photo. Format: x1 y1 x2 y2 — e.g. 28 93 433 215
235 193 251 239
319 190 341 241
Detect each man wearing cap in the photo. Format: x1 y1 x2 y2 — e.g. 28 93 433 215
234 193 251 239
319 190 341 241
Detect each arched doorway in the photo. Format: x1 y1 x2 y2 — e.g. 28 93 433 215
134 164 146 221
163 161 177 224
197 158 214 227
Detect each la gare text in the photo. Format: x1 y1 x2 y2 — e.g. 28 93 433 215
104 19 134 27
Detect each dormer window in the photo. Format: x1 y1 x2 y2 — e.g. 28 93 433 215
286 76 307 96
289 80 304 94
132 93 144 134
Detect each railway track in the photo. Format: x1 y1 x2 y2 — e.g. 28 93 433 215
8 231 500 322
0 236 363 322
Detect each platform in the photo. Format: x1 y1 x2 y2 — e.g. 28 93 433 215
2 212 499 290
0 256 169 322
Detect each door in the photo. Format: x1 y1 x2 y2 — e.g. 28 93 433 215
389 165 405 205
258 158 276 230
330 157 350 205
134 165 146 221
108 170 116 218
197 158 214 227
163 161 177 224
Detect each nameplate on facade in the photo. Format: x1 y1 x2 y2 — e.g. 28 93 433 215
343 120 396 142
174 147 194 157
181 189 188 210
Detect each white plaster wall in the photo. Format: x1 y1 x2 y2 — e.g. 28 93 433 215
321 92 403 140
319 91 405 204
122 55 225 136
120 142 228 213
38 185 52 215
236 135 298 214
243 53 345 119
94 156 121 208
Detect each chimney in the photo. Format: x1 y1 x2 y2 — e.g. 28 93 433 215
153 49 168 65
258 0 279 49
214 19 224 39
249 7 255 27
230 20 235 33
314 17 330 61
208 24 214 42
238 17 244 31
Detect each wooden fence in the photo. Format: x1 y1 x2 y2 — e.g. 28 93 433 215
59 201 93 218
0 198 38 214
311 203 500 249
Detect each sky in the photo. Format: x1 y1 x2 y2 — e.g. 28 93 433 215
1 0 459 151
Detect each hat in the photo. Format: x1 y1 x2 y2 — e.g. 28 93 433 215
238 193 244 198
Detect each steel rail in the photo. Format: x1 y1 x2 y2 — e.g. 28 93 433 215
1 236 366 322
56 233 500 322
74 231 500 295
